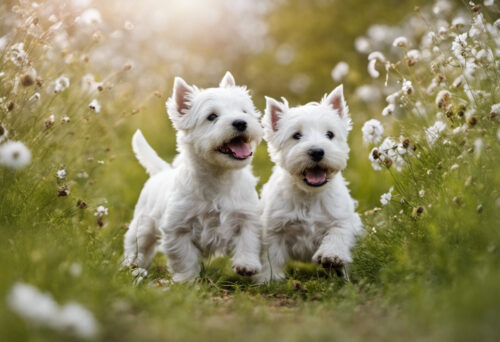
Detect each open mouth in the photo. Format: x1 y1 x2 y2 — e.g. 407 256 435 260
217 136 253 160
303 166 328 187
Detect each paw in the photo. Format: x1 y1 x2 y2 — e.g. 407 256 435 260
313 248 351 270
233 260 262 277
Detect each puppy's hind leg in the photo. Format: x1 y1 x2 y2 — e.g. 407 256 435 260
123 215 159 269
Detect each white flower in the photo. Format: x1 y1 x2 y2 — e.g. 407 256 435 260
355 85 382 103
380 187 394 205
275 44 294 65
382 103 395 116
79 8 102 25
407 49 421 62
469 14 486 38
452 75 464 88
56 168 67 179
77 171 89 178
435 90 451 108
29 92 41 103
8 282 98 339
354 36 371 54
401 79 413 95
81 74 103 94
53 76 70 93
94 205 108 217
393 36 408 47
8 42 28 66
367 52 386 79
89 99 101 113
362 119 384 145
385 91 401 104
331 61 349 82
485 0 495 6
7 282 59 326
58 303 99 339
451 33 468 64
62 116 71 123
450 163 459 171
452 16 467 28
419 189 425 198
425 120 447 144
69 263 82 277
369 148 382 171
371 227 377 234
491 103 500 115
0 141 31 169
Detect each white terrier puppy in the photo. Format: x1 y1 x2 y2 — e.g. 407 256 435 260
257 85 363 282
123 72 264 282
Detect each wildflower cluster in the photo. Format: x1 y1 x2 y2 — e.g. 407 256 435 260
357 1 499 174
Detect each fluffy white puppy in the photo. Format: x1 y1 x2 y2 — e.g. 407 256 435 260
257 85 363 282
123 72 263 282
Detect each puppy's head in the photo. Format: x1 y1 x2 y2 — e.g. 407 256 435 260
263 85 352 192
166 72 263 169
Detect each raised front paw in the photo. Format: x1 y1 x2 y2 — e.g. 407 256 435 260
233 260 262 277
313 248 351 270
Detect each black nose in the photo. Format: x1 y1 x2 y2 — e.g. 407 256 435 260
232 120 247 132
308 148 324 162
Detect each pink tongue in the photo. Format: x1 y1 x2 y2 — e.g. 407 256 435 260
227 139 252 159
305 168 327 184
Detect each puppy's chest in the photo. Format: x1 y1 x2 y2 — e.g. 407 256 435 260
190 208 235 253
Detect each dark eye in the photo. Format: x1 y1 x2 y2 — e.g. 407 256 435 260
326 131 334 139
292 132 302 140
207 113 218 121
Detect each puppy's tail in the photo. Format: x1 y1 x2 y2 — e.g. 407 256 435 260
132 129 170 176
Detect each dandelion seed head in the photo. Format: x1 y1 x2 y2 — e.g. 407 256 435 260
355 85 382 103
79 8 102 25
331 61 349 82
354 36 371 54
89 99 101 113
380 187 394 205
401 79 413 95
94 205 108 217
382 103 395 116
392 36 408 48
362 119 384 145
56 168 67 179
426 120 447 144
53 76 70 93
0 141 31 169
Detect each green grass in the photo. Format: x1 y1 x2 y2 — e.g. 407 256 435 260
1 0 500 341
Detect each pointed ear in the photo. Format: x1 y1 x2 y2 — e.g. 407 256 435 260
171 77 193 115
323 84 348 118
219 71 236 88
265 96 287 132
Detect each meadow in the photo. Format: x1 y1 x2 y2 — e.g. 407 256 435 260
1 0 499 341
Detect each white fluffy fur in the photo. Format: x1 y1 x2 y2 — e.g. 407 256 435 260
257 85 363 282
123 72 264 282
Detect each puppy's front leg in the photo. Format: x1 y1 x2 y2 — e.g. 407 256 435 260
231 218 262 277
161 229 200 282
256 235 288 283
313 222 356 270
